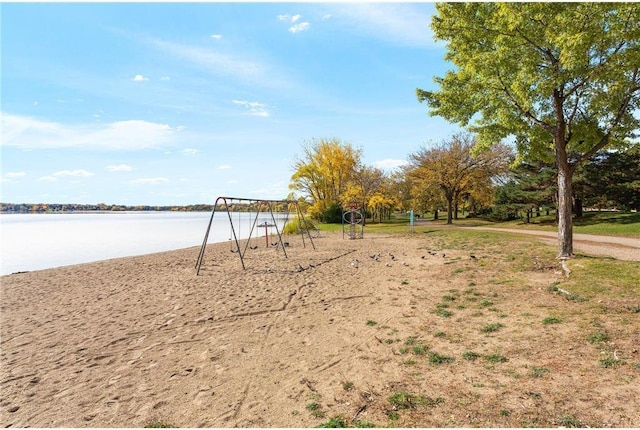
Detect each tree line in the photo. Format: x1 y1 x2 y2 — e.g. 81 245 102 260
0 203 216 213
292 3 640 259
288 136 639 226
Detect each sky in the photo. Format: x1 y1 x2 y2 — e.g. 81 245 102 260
1 2 463 206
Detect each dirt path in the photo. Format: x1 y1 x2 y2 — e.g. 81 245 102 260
464 227 640 261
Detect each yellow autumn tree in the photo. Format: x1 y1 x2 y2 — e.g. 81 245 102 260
289 138 361 222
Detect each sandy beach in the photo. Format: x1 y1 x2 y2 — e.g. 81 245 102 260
2 231 639 427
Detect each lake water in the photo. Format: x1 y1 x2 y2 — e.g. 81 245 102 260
0 212 288 275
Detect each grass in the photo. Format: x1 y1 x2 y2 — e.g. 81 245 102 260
310 217 640 426
317 415 376 428
412 344 428 355
428 352 455 365
306 402 325 418
433 308 454 318
586 332 609 343
144 421 174 428
485 354 508 363
342 381 354 391
542 316 562 325
557 414 583 428
462 351 481 361
365 319 377 326
485 211 640 237
318 210 640 237
600 356 622 369
481 322 505 333
388 392 445 410
529 366 549 378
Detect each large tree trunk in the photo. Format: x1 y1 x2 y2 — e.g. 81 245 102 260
446 198 454 224
554 90 574 259
556 153 574 258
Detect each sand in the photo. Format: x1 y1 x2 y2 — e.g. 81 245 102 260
1 231 639 427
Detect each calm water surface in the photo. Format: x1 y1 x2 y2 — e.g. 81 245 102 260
0 212 286 275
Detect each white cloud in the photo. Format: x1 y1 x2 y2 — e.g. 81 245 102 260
289 22 310 33
232 100 270 117
129 177 169 185
218 165 232 170
323 13 332 20
160 76 171 81
327 4 437 48
106 164 133 172
211 34 222 40
181 148 198 156
38 176 58 182
4 171 26 178
176 125 185 132
150 39 266 83
132 74 149 81
278 13 310 33
372 158 408 170
1 113 178 150
53 169 95 177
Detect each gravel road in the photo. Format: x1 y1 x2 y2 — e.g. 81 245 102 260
466 227 640 261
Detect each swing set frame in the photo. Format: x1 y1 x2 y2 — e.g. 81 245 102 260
195 196 316 274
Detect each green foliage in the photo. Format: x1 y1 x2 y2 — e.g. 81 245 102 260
320 202 345 224
579 148 640 211
420 3 640 257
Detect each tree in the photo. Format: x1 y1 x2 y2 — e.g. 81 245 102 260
289 138 361 221
407 133 512 224
340 165 387 222
418 3 640 258
579 147 640 211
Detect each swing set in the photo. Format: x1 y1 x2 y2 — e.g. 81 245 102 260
195 196 316 274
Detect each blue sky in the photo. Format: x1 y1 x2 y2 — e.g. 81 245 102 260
1 2 461 206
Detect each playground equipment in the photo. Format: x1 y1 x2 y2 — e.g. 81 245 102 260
342 206 364 240
195 196 316 274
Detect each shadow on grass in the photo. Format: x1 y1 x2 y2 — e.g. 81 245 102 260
572 211 640 227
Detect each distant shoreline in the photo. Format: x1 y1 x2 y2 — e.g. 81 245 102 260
0 202 215 214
